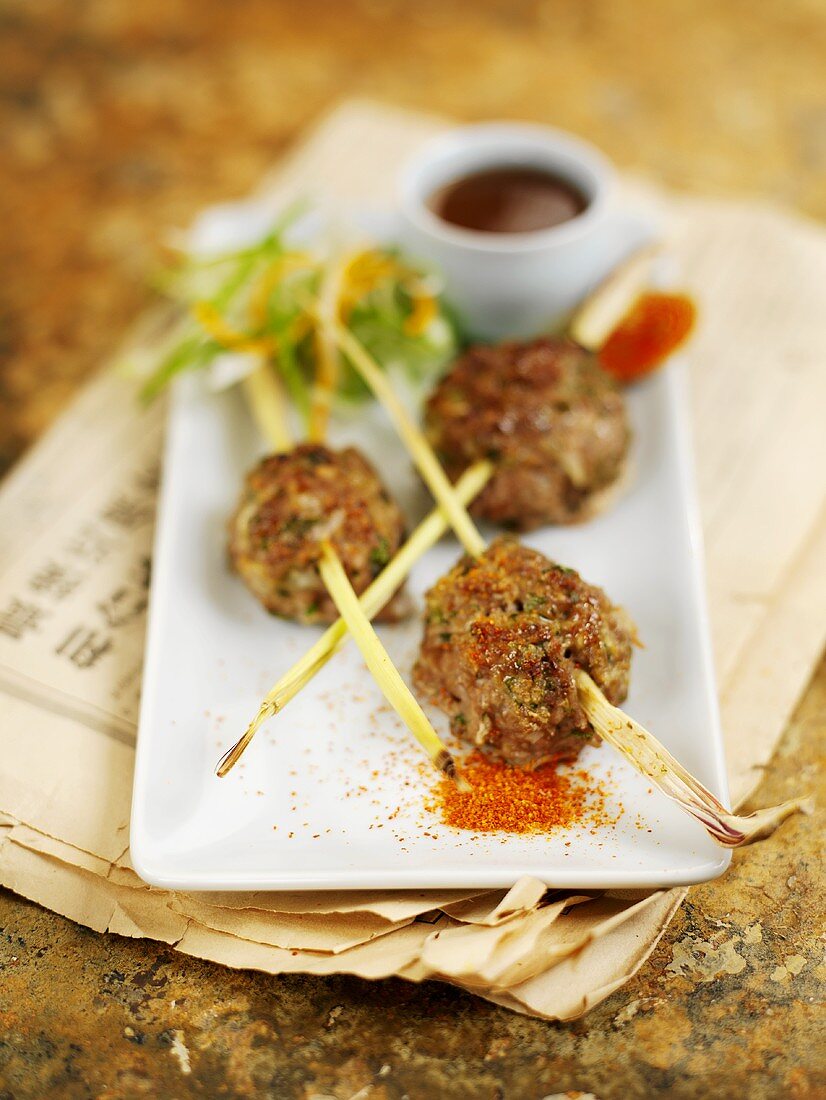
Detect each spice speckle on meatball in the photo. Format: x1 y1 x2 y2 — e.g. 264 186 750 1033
425 337 630 530
228 443 409 624
413 537 637 767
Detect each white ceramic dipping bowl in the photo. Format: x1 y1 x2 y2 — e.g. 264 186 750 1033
398 122 633 341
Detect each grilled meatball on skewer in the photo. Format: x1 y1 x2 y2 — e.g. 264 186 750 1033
425 336 630 531
228 443 409 624
414 537 636 768
413 539 807 846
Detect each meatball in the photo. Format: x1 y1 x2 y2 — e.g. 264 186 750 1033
425 337 630 530
228 443 409 624
413 538 636 767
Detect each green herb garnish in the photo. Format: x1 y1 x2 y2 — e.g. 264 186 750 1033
132 206 457 420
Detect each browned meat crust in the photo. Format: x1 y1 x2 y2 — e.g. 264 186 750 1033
228 443 409 624
424 337 630 530
413 537 636 767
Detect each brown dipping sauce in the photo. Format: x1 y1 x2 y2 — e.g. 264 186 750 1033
429 165 587 234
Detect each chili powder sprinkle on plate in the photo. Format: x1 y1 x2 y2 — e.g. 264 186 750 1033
428 751 616 834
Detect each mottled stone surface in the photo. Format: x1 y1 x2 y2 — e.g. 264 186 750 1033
0 1 824 1096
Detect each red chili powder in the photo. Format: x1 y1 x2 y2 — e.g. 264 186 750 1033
599 291 696 383
428 750 614 834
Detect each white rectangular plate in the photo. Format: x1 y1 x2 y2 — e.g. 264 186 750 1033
131 256 731 893
131 368 731 891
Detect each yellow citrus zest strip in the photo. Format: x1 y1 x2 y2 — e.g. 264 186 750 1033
192 301 274 356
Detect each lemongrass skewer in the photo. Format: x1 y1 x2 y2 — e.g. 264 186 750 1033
241 359 294 453
307 256 344 443
317 539 468 789
216 458 493 776
307 283 465 788
568 243 662 351
326 317 486 560
219 288 485 781
575 670 811 848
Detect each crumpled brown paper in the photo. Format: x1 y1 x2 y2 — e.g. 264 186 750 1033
1 100 824 1020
